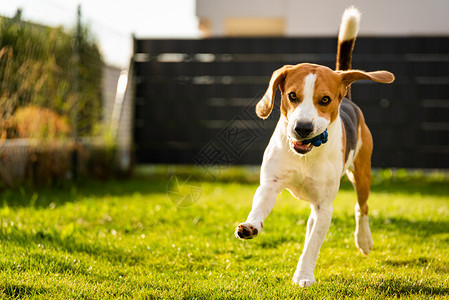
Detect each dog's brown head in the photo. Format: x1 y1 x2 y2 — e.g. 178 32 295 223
256 63 394 154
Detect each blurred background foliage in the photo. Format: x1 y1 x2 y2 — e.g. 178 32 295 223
0 10 126 189
0 11 103 139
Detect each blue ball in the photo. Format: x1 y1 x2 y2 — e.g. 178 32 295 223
302 129 329 147
312 140 322 147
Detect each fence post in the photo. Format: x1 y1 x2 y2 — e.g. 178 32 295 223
71 4 81 140
71 5 82 179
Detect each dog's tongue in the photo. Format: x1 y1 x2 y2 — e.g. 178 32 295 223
291 140 313 152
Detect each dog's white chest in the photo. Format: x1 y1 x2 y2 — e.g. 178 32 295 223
262 116 345 203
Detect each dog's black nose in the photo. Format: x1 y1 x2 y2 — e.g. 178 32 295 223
294 122 314 138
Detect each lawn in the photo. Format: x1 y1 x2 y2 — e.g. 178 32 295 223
0 167 448 299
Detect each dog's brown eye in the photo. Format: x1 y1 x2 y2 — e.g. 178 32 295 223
320 96 331 105
288 92 297 102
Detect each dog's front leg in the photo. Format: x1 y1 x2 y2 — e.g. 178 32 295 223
235 182 282 240
292 203 333 287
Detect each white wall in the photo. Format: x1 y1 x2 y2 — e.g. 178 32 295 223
197 0 286 35
197 0 449 37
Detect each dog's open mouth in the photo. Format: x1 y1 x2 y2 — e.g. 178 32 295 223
289 129 328 155
290 139 314 154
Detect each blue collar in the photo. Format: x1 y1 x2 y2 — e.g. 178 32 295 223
302 129 328 147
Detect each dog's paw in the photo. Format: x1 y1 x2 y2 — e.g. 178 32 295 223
355 215 374 255
355 230 373 256
234 222 261 240
292 275 315 287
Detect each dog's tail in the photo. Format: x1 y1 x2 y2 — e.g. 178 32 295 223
336 6 360 71
336 6 361 99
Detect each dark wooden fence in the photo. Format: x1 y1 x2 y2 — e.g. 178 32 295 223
133 37 449 169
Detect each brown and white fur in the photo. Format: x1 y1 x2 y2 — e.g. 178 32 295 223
234 7 394 287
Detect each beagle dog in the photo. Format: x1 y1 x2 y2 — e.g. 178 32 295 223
235 7 394 287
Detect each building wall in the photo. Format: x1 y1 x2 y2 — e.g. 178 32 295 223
102 65 121 125
197 0 449 37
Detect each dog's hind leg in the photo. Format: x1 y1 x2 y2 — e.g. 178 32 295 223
348 121 374 255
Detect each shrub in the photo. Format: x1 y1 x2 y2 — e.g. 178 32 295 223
7 105 71 139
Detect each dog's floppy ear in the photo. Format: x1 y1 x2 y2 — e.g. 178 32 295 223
256 65 292 119
338 70 395 86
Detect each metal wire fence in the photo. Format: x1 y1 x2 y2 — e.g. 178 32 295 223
0 7 133 188
0 8 103 139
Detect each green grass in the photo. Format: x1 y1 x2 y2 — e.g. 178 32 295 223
0 168 448 299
